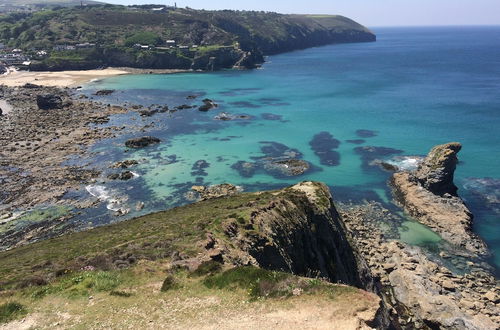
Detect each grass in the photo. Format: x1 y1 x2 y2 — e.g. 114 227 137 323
27 270 124 299
0 190 277 289
0 302 27 324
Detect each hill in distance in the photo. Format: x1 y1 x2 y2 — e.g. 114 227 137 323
0 4 375 70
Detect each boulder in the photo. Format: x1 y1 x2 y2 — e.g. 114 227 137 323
125 136 160 148
36 94 63 110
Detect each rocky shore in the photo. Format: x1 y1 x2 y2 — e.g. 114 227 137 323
391 142 488 255
340 201 499 329
0 85 130 211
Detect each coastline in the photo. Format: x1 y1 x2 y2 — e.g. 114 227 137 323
0 68 190 88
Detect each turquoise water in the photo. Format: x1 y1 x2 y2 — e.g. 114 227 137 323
80 26 500 272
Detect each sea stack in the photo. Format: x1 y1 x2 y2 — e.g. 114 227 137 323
391 142 488 255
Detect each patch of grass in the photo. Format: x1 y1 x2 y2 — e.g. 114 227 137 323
0 302 27 324
28 271 123 299
203 266 291 299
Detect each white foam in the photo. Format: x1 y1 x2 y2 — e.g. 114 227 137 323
85 185 129 214
387 156 423 171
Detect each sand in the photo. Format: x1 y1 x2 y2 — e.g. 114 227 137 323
0 68 130 87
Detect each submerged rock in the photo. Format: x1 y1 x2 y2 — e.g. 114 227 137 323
356 129 378 138
94 89 115 96
309 131 341 166
125 136 160 148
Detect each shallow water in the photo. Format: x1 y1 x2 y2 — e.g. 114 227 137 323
65 26 500 273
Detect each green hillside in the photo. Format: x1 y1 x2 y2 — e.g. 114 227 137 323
0 4 375 70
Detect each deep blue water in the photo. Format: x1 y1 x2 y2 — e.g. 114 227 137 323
75 26 500 272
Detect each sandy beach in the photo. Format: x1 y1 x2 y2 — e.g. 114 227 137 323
0 68 130 87
0 68 192 88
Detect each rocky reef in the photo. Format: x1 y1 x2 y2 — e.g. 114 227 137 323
391 143 488 255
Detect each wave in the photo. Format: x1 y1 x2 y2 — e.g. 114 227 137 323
385 156 423 171
85 185 130 214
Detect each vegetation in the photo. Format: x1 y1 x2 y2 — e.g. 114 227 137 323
0 190 274 289
0 4 374 70
0 183 379 327
0 302 27 324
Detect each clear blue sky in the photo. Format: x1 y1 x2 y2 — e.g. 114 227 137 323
102 0 500 27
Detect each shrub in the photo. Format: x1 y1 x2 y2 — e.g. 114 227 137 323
0 302 27 324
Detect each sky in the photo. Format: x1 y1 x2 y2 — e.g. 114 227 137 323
101 0 500 27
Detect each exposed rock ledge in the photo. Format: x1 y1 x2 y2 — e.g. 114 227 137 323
391 143 488 255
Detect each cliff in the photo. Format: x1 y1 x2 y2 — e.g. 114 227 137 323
0 5 375 71
0 181 497 328
0 182 381 328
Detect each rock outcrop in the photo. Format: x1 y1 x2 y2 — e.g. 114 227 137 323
416 142 461 196
201 182 365 287
191 183 241 201
391 143 488 254
124 136 160 148
36 93 63 110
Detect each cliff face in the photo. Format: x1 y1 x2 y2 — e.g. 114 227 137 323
221 182 363 286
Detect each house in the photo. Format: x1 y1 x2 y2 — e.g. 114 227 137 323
36 50 47 56
166 40 176 45
12 49 22 53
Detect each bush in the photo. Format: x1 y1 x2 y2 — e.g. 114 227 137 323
0 302 27 324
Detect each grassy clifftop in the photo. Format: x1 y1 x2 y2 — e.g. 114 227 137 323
0 5 375 70
0 182 380 328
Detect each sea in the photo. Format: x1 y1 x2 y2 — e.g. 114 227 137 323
60 26 499 274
